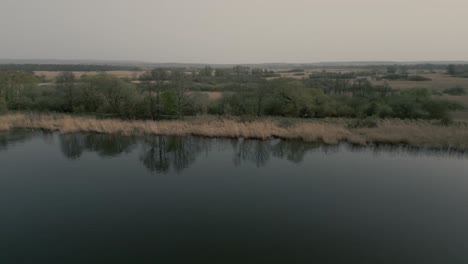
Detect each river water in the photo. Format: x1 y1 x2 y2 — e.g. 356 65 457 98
1 131 468 263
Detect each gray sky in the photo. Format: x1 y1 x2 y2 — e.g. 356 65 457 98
1 0 467 64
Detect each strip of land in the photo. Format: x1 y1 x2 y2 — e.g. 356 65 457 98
1 113 468 150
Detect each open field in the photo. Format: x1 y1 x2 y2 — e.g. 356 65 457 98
1 113 468 150
436 94 468 107
34 70 146 81
370 73 468 90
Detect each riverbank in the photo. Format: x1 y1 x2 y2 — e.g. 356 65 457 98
1 113 468 150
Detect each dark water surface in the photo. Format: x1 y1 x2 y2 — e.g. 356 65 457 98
1 131 468 263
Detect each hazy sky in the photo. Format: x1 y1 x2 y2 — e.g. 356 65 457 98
1 0 467 63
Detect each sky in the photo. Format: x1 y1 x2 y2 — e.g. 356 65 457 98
1 0 467 64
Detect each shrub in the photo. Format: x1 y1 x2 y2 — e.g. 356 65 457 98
443 87 466 95
440 116 454 126
407 75 431 81
380 74 408 80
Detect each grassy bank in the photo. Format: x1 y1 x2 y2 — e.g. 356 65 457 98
1 113 468 150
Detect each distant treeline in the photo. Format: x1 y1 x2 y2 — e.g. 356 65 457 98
0 64 141 72
301 64 450 71
447 65 468 78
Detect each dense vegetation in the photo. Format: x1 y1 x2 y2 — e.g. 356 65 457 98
378 74 431 81
0 66 463 122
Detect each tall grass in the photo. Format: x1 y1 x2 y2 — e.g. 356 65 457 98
1 113 468 149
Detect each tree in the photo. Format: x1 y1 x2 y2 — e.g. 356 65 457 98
215 68 228 77
56 72 76 112
79 73 137 116
0 71 37 109
274 80 307 116
387 65 397 74
447 64 457 75
199 66 213 77
144 69 170 119
233 65 250 76
171 71 193 118
255 80 269 116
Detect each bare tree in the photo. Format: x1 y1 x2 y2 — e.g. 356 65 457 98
56 72 76 112
171 71 192 118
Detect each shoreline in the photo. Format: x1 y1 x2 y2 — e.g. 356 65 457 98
1 113 468 150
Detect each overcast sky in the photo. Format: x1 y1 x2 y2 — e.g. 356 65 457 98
1 0 467 64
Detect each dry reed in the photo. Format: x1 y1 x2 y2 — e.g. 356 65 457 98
1 113 468 149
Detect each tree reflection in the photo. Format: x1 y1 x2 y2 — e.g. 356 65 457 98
232 138 323 166
271 140 321 163
60 133 216 174
233 139 271 167
57 132 468 173
0 130 34 152
59 134 85 159
84 134 136 157
59 133 137 159
140 136 212 173
140 136 170 173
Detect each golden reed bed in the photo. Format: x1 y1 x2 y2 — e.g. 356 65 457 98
1 113 468 150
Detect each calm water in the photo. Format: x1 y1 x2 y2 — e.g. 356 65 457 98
1 131 468 263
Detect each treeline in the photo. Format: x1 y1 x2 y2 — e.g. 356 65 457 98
378 74 431 81
447 65 468 78
0 68 463 123
303 64 449 72
0 64 141 72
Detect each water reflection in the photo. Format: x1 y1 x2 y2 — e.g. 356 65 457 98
60 134 137 159
140 136 212 173
232 138 323 166
346 143 468 159
272 140 323 163
1 130 466 173
0 130 35 151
